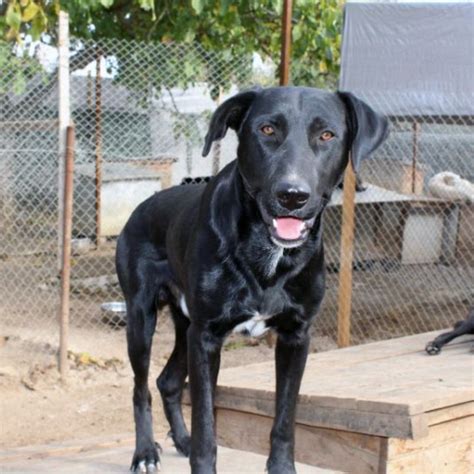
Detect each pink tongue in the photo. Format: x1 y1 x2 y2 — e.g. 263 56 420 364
274 217 305 240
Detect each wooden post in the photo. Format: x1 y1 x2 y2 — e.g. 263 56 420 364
272 0 293 348
57 11 70 269
337 160 357 348
94 50 103 245
59 125 75 381
279 0 293 86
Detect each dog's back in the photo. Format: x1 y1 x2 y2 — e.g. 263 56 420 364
121 183 207 247
116 182 207 297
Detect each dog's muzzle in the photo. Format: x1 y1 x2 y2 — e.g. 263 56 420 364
257 199 327 249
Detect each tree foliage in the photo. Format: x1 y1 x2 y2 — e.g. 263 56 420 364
1 0 342 87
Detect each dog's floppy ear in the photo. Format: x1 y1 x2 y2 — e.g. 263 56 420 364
202 89 259 157
338 91 389 171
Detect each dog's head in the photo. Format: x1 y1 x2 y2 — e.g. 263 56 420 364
202 87 389 248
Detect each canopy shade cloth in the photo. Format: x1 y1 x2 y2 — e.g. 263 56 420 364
339 2 474 116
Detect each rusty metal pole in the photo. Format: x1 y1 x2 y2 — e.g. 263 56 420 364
280 0 293 86
95 50 103 246
336 157 357 348
59 124 75 381
264 1 293 351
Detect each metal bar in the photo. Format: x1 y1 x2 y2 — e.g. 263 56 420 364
212 87 223 176
59 124 75 381
387 114 474 126
279 0 293 86
411 121 420 194
95 50 103 245
337 159 357 348
0 120 58 131
440 204 460 266
57 11 70 270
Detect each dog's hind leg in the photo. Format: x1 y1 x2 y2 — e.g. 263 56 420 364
126 262 167 473
157 303 191 457
426 310 474 355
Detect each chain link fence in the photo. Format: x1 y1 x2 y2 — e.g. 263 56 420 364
0 37 473 367
66 38 271 355
0 40 60 357
319 94 473 346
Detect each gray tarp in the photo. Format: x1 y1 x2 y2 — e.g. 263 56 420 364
339 2 474 116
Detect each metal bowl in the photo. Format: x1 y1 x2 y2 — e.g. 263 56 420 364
100 301 127 327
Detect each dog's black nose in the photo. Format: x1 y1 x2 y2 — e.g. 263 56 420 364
276 186 310 211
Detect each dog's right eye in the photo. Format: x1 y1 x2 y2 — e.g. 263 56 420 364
260 125 275 136
320 131 335 141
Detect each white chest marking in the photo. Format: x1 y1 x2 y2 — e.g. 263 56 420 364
264 247 284 278
233 312 271 338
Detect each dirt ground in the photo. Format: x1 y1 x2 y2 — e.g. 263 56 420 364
1 249 470 453
0 313 336 451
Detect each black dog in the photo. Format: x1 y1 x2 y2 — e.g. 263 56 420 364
116 87 388 474
425 307 474 355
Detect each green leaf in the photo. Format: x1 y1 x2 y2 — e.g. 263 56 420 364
5 27 18 41
22 2 40 22
13 70 27 95
292 23 302 42
138 0 156 20
272 0 283 14
220 0 232 15
191 0 205 14
184 30 196 42
100 0 114 8
138 0 151 11
30 12 43 40
6 4 22 30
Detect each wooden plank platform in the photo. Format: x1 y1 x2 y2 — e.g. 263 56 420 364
210 331 474 474
0 435 334 473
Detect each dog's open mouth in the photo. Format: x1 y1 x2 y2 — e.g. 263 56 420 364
269 216 314 248
257 200 320 249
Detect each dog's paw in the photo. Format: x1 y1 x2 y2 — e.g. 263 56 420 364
133 461 161 473
170 431 191 458
131 442 162 473
266 459 297 474
425 341 441 355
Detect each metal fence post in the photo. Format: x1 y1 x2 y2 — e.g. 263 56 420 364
59 124 75 380
95 50 103 246
57 11 70 270
212 87 223 176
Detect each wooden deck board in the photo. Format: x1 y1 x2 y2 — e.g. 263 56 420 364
215 331 473 431
0 435 335 473
212 331 474 438
210 331 474 473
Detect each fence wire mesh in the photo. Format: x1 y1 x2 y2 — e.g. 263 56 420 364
0 37 472 368
319 99 474 345
0 42 60 357
66 38 272 354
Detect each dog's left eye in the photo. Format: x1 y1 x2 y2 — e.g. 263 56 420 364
260 125 275 136
320 131 335 141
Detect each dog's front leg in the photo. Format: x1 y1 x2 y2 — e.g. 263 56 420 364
267 333 310 474
187 323 222 474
